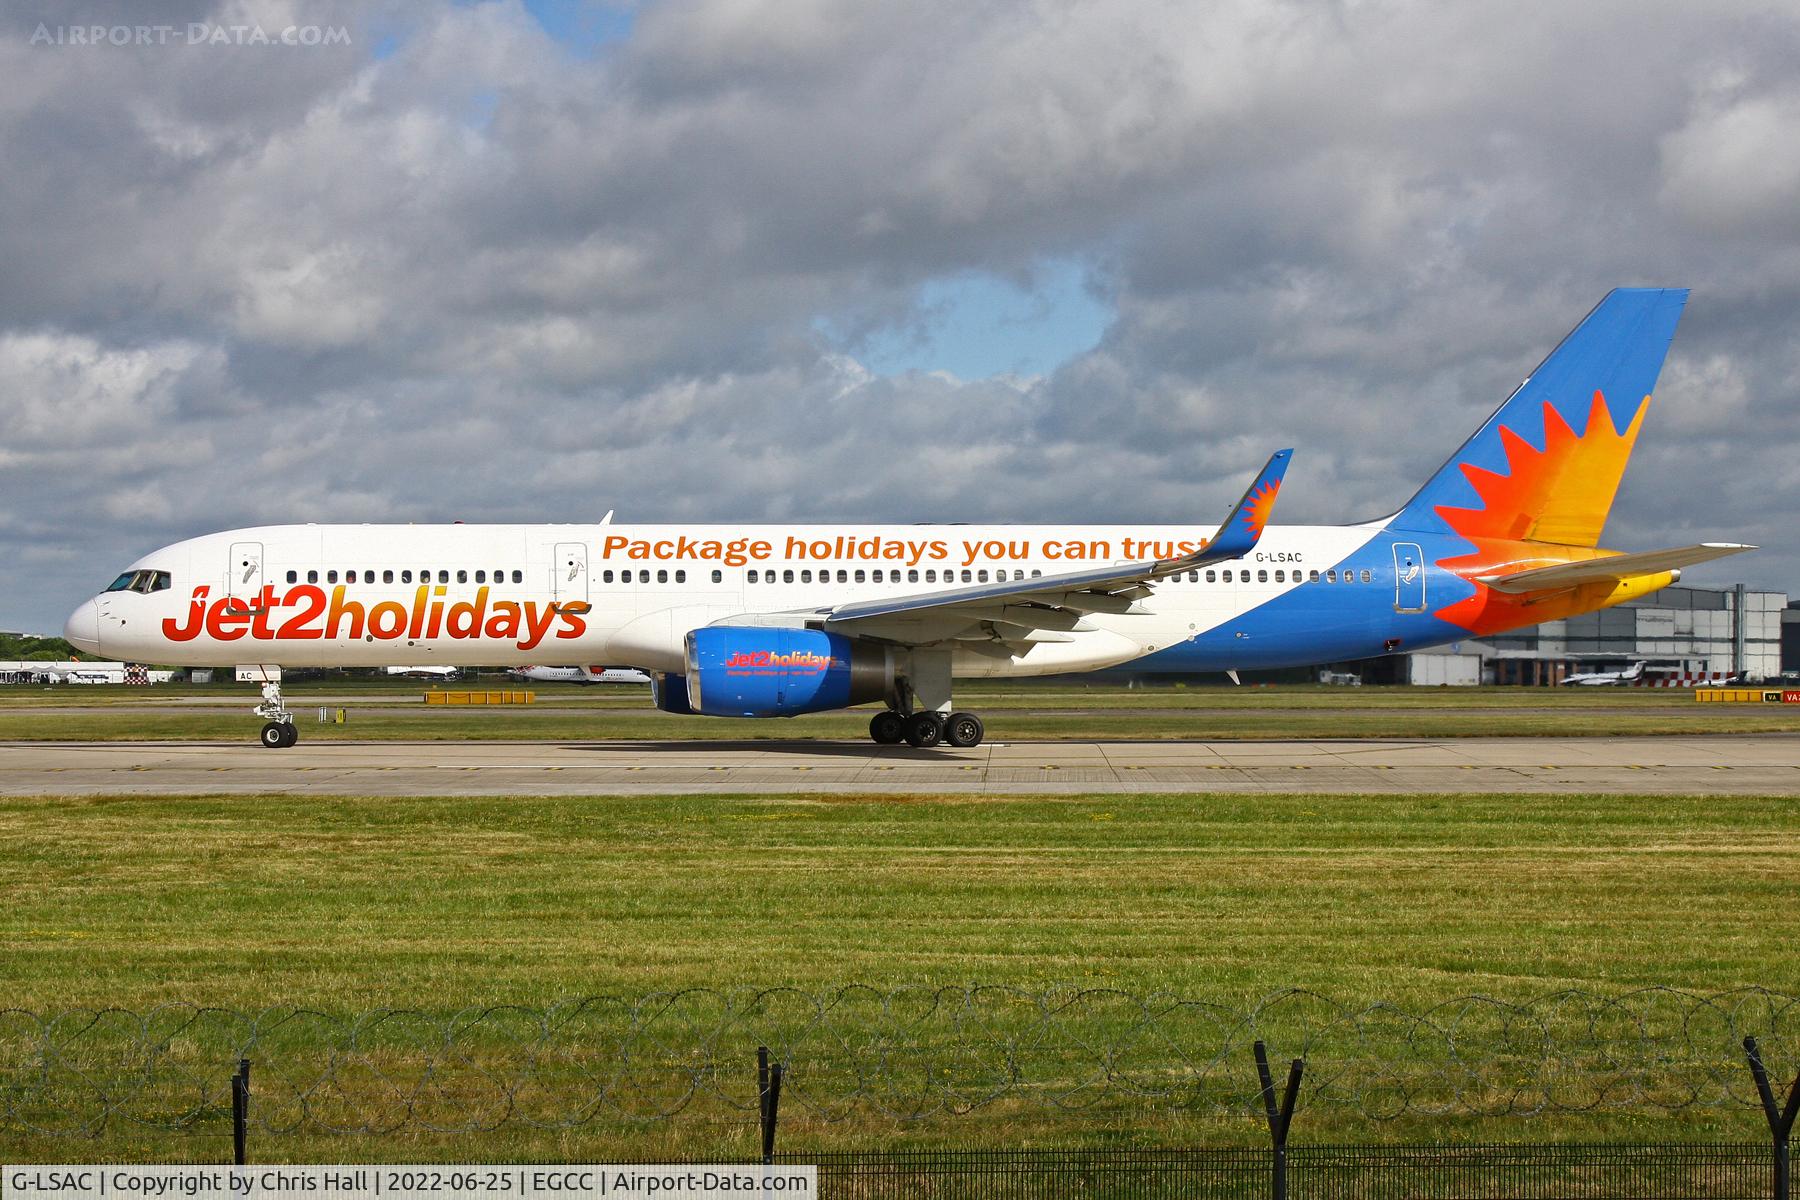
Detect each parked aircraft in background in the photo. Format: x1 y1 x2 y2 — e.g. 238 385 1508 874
509 665 653 685
64 289 1751 749
0 661 173 684
383 665 461 679
1560 661 1647 686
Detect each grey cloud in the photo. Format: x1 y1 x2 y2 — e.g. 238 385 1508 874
3 0 1800 632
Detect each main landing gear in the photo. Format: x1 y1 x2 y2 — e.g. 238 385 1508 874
255 680 298 749
867 709 985 749
866 650 983 748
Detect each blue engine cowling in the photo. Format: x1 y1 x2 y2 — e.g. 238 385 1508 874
684 627 892 717
650 672 693 714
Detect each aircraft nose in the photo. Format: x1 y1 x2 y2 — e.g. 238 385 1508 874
63 599 101 654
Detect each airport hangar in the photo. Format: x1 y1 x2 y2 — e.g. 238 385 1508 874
1360 583 1791 687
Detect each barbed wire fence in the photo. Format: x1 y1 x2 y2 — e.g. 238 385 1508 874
3 985 1797 1146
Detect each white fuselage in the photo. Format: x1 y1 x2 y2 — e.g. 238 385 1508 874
66 521 1389 676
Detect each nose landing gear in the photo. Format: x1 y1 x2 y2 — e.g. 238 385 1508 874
254 680 298 748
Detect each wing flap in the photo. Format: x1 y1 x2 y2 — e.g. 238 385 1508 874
1476 542 1754 594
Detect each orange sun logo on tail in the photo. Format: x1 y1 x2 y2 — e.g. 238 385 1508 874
1434 390 1649 636
1435 390 1647 548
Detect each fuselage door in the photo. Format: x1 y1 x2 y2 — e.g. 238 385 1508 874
228 541 265 602
554 542 589 604
1392 542 1426 614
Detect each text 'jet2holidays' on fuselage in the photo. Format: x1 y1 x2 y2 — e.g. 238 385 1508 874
65 289 1752 749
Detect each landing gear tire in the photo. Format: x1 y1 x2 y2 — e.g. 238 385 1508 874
944 712 984 748
903 712 944 749
260 721 291 749
869 711 906 745
280 723 299 748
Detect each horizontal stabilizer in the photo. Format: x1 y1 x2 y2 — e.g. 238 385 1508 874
1476 543 1755 594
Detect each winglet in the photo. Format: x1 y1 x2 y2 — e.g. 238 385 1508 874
1191 449 1292 564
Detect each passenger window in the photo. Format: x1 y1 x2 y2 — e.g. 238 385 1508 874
658 569 669 583
1360 569 1372 583
456 570 467 584
437 570 448 584
511 570 522 583
1257 570 1268 582
1031 569 1042 578
854 569 865 583
961 569 973 582
675 570 686 583
601 570 612 583
1309 570 1319 582
748 570 758 584
327 570 339 583
1325 569 1336 582
286 570 298 584
400 570 412 583
711 569 721 583
1205 570 1216 582
308 570 319 584
926 570 937 583
475 570 486 583
975 569 986 582
1274 570 1284 583
908 569 919 582
783 570 794 583
800 569 812 583
871 569 883 583
346 570 357 583
381 569 392 583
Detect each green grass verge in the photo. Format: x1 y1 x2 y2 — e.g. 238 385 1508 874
2 681 1796 740
1 790 1796 1159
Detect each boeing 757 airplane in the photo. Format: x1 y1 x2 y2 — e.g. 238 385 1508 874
64 289 1750 749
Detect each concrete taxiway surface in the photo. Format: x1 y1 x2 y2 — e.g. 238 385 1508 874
2 736 1798 795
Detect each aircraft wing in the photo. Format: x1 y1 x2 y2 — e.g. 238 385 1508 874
1476 542 1754 595
810 450 1292 642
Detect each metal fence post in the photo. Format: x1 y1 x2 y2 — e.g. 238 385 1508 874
231 1058 251 1166
1254 1041 1303 1200
757 1047 784 1166
1744 1037 1798 1200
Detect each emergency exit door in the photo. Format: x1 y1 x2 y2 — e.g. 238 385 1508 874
554 542 589 604
228 541 264 602
1392 542 1426 613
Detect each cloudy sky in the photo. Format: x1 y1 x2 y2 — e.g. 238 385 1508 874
3 0 1799 634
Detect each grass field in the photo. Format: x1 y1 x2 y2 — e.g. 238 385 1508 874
3 680 1798 741
3 787 1797 1159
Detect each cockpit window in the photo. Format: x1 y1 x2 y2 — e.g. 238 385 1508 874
104 570 172 595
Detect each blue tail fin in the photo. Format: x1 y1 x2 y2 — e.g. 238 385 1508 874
1391 288 1687 547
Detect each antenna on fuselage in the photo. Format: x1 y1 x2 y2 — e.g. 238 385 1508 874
600 510 614 525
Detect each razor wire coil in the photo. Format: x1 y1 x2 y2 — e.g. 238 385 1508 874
1 985 1794 1137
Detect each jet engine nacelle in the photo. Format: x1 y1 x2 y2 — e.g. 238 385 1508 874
683 627 892 717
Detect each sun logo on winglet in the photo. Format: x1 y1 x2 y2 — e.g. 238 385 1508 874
1241 479 1282 539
